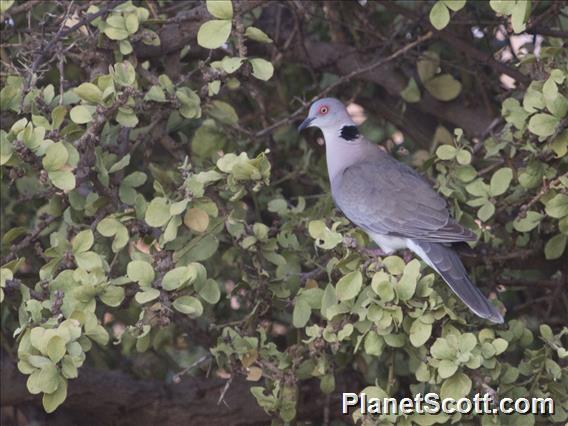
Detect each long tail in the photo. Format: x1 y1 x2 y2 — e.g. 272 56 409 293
408 240 504 324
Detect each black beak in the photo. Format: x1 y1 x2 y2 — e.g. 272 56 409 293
297 117 314 132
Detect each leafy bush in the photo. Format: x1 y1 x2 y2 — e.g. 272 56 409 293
0 0 566 424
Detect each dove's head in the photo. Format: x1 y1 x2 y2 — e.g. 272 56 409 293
297 98 357 137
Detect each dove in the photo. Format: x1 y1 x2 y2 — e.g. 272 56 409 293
298 97 503 323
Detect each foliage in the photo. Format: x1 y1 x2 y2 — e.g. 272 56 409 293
0 0 567 424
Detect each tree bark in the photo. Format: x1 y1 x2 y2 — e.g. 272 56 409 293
1 356 359 425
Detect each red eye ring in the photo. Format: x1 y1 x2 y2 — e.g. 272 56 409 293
318 105 329 115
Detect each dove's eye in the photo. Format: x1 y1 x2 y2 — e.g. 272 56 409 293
318 105 329 115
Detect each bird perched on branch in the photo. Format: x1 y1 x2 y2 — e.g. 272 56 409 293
298 97 503 323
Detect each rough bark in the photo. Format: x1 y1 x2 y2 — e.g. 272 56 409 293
1 356 359 426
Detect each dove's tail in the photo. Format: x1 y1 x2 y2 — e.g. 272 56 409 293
407 240 504 324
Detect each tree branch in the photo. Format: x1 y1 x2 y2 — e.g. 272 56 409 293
0 355 359 426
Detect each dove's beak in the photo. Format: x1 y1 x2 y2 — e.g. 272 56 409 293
297 116 315 132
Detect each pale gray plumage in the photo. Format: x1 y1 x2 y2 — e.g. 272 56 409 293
298 97 503 323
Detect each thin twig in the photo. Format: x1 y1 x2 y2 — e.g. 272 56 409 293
516 172 568 220
217 375 233 406
2 215 59 264
22 1 123 99
172 354 212 382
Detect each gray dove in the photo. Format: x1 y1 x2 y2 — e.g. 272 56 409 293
298 98 503 323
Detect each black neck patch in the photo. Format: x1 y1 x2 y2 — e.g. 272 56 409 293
340 125 360 141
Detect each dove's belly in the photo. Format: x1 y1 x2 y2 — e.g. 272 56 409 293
368 232 409 254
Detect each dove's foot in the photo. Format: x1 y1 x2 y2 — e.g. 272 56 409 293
363 248 389 257
402 249 414 263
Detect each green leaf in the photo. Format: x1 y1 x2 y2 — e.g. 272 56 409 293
511 0 529 33
364 331 385 356
125 12 139 34
100 285 125 307
145 198 171 227
489 0 514 14
144 85 166 102
197 20 232 49
104 26 129 40
417 51 439 82
245 26 272 43
108 154 130 173
220 56 244 73
46 335 66 363
61 356 78 379
400 78 421 103
249 58 274 81
209 100 239 125
161 266 193 291
431 338 455 359
207 0 233 19
0 1 15 13
119 39 133 55
477 201 495 222
127 260 155 287
116 108 138 128
320 374 335 394
184 207 209 233
73 83 103 104
492 338 508 355
440 372 472 399
208 80 220 96
48 170 76 191
27 363 59 394
424 74 462 101
123 171 147 187
502 97 529 129
383 256 405 275
293 299 311 328
42 142 69 171
371 271 394 301
438 359 459 378
545 194 568 218
74 251 101 270
42 377 67 413
394 259 420 300
544 234 567 260
490 167 513 196
176 87 202 119
384 333 406 348
135 288 160 304
335 270 362 301
409 319 432 347
513 211 543 232
111 61 136 87
455 149 471 165
436 145 456 160
176 234 219 262
198 278 221 304
429 1 450 30
321 283 337 320
72 230 94 253
70 105 93 124
173 295 203 317
85 323 109 346
51 105 67 129
442 0 466 11
308 220 342 250
0 133 13 165
528 113 559 137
